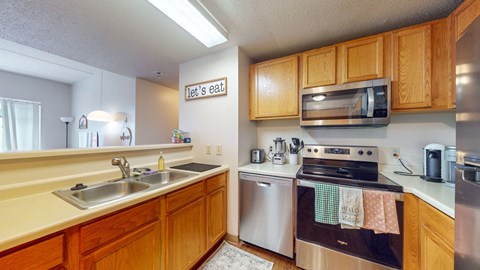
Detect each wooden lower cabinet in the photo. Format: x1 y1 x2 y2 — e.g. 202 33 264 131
0 234 65 270
166 198 206 270
78 198 162 270
165 172 228 270
0 172 228 270
419 199 454 270
81 222 161 270
207 186 227 249
403 194 454 270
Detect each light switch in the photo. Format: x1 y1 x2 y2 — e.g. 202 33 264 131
216 145 222 155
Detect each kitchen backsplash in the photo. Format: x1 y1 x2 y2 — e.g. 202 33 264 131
256 112 455 167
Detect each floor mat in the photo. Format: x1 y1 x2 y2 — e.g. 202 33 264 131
198 241 273 270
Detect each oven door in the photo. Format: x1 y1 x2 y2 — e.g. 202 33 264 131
300 79 390 127
296 179 403 270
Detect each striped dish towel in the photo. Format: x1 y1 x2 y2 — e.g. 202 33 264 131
314 183 340 225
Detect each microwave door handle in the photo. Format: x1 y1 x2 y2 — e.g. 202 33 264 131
367 87 374 117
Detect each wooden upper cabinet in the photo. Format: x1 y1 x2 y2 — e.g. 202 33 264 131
302 46 336 88
392 25 432 110
453 0 480 40
341 35 384 83
250 55 299 120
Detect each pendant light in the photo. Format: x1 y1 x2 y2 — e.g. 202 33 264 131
87 71 111 122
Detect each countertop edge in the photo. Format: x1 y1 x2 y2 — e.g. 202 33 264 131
238 163 455 219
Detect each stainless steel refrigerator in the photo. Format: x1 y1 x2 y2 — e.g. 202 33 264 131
455 16 480 269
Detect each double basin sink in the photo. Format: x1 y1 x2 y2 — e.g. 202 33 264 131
53 170 198 210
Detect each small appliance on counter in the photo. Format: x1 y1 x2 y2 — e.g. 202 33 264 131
444 145 456 187
251 149 265 163
422 143 447 182
272 137 287 165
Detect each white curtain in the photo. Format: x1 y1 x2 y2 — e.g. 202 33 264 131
0 98 41 152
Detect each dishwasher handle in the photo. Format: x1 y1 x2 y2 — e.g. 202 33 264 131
256 181 271 187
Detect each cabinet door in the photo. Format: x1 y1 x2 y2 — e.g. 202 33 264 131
403 194 419 270
166 198 206 270
453 0 480 40
81 222 161 270
0 234 65 270
250 55 299 120
302 47 336 88
392 25 432 110
341 36 383 83
419 200 454 270
207 187 227 249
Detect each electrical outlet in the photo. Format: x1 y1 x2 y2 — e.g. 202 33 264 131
216 145 222 155
269 145 273 152
392 147 400 158
206 145 211 155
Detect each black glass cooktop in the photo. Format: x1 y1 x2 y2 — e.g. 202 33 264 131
170 162 220 172
297 158 402 192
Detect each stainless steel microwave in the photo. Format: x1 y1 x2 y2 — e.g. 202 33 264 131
300 78 390 127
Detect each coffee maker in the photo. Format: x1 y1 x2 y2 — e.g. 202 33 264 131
422 143 448 182
272 137 286 165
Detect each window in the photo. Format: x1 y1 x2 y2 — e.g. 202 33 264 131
0 97 41 152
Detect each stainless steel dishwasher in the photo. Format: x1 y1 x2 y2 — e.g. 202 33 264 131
239 172 294 258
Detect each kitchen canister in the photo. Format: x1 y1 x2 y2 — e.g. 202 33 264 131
289 153 299 165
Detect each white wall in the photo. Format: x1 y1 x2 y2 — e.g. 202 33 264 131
135 79 179 144
179 46 255 237
257 112 456 167
71 70 136 147
0 70 72 150
238 49 256 166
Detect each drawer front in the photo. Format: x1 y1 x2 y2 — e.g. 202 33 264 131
80 199 160 253
206 173 227 194
166 181 204 213
0 234 64 270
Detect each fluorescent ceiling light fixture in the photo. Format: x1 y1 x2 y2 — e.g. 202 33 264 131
312 94 326 101
148 0 228 47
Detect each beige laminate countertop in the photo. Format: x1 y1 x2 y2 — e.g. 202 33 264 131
238 162 455 219
0 165 229 252
380 164 455 219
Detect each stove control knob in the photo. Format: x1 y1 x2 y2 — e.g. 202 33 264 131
307 148 312 153
367 150 373 156
314 149 319 153
358 150 364 155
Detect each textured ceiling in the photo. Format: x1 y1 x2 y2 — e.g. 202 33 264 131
0 0 462 89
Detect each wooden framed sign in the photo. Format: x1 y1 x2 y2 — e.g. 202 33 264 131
185 77 227 101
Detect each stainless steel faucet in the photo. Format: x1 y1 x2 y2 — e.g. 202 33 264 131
111 156 130 178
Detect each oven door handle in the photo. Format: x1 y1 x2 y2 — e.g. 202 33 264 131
297 179 404 201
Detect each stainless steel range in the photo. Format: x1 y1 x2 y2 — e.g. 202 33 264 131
296 145 403 270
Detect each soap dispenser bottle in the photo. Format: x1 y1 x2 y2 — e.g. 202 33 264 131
158 152 165 171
